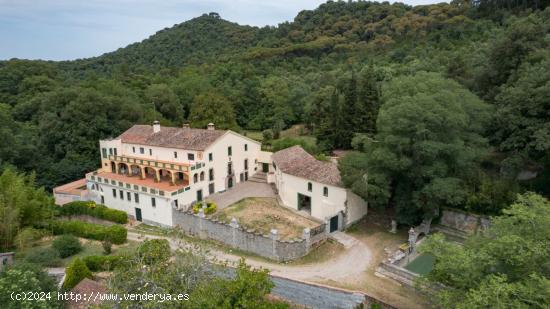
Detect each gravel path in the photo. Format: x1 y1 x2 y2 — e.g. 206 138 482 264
127 231 373 308
127 231 372 283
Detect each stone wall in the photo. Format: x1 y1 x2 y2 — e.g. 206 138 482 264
377 262 419 286
438 208 490 235
171 208 325 261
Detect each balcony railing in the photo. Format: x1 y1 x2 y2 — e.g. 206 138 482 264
108 155 201 173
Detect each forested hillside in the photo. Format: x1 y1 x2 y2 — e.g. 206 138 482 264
0 0 549 225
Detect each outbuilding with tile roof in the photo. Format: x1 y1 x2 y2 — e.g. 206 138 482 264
270 146 367 231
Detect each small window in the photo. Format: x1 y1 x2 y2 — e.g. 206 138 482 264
200 171 205 181
228 146 232 156
244 159 248 170
102 148 107 158
132 146 136 153
188 153 195 160
244 144 248 151
174 200 179 207
100 196 105 204
127 192 131 201
151 197 156 207
323 187 328 197
273 162 277 170
109 148 113 155
149 149 152 155
174 151 178 158
208 153 213 161
134 193 139 203
308 182 312 192
119 190 124 200
140 147 144 154
209 168 214 181
193 174 198 183
112 189 116 197
114 148 117 156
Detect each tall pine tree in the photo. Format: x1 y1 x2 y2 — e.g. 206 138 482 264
358 67 381 134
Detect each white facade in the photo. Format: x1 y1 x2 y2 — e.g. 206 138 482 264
89 183 174 227
86 129 261 227
272 165 367 231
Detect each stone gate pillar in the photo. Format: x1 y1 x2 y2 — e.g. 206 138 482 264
408 227 417 254
270 229 278 260
230 217 239 247
303 228 311 251
198 208 206 239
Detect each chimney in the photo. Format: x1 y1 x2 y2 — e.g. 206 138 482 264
153 120 161 133
182 122 190 129
207 123 215 131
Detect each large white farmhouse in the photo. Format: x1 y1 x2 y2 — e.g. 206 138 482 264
56 122 367 231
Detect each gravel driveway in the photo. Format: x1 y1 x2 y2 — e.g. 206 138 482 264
206 181 276 209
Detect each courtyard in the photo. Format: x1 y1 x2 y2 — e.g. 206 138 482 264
211 197 320 240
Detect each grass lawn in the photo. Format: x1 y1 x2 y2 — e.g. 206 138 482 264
244 124 316 145
243 130 263 141
211 197 319 240
61 239 103 265
404 253 435 275
130 223 172 236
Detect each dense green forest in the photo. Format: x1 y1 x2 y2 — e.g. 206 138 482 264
0 0 549 225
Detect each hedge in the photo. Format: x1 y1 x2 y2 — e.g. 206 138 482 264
46 220 127 244
59 201 128 224
63 258 92 290
82 255 124 272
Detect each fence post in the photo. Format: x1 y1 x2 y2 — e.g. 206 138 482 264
303 228 311 251
270 229 278 260
198 208 206 239
230 217 239 247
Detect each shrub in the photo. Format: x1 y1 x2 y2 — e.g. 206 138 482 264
45 219 127 244
192 201 217 215
83 255 123 272
0 263 62 308
24 247 61 267
137 239 171 265
102 240 112 255
262 129 273 142
63 258 92 289
14 228 49 250
52 234 82 258
59 201 128 224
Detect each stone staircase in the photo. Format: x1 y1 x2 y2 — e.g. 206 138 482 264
249 172 267 183
431 224 469 243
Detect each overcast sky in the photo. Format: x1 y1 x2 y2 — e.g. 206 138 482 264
0 0 445 61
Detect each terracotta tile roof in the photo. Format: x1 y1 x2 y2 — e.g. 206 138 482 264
118 125 226 151
53 178 87 195
272 145 342 187
68 278 107 308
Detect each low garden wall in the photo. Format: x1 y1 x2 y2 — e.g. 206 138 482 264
172 208 326 261
377 262 419 286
